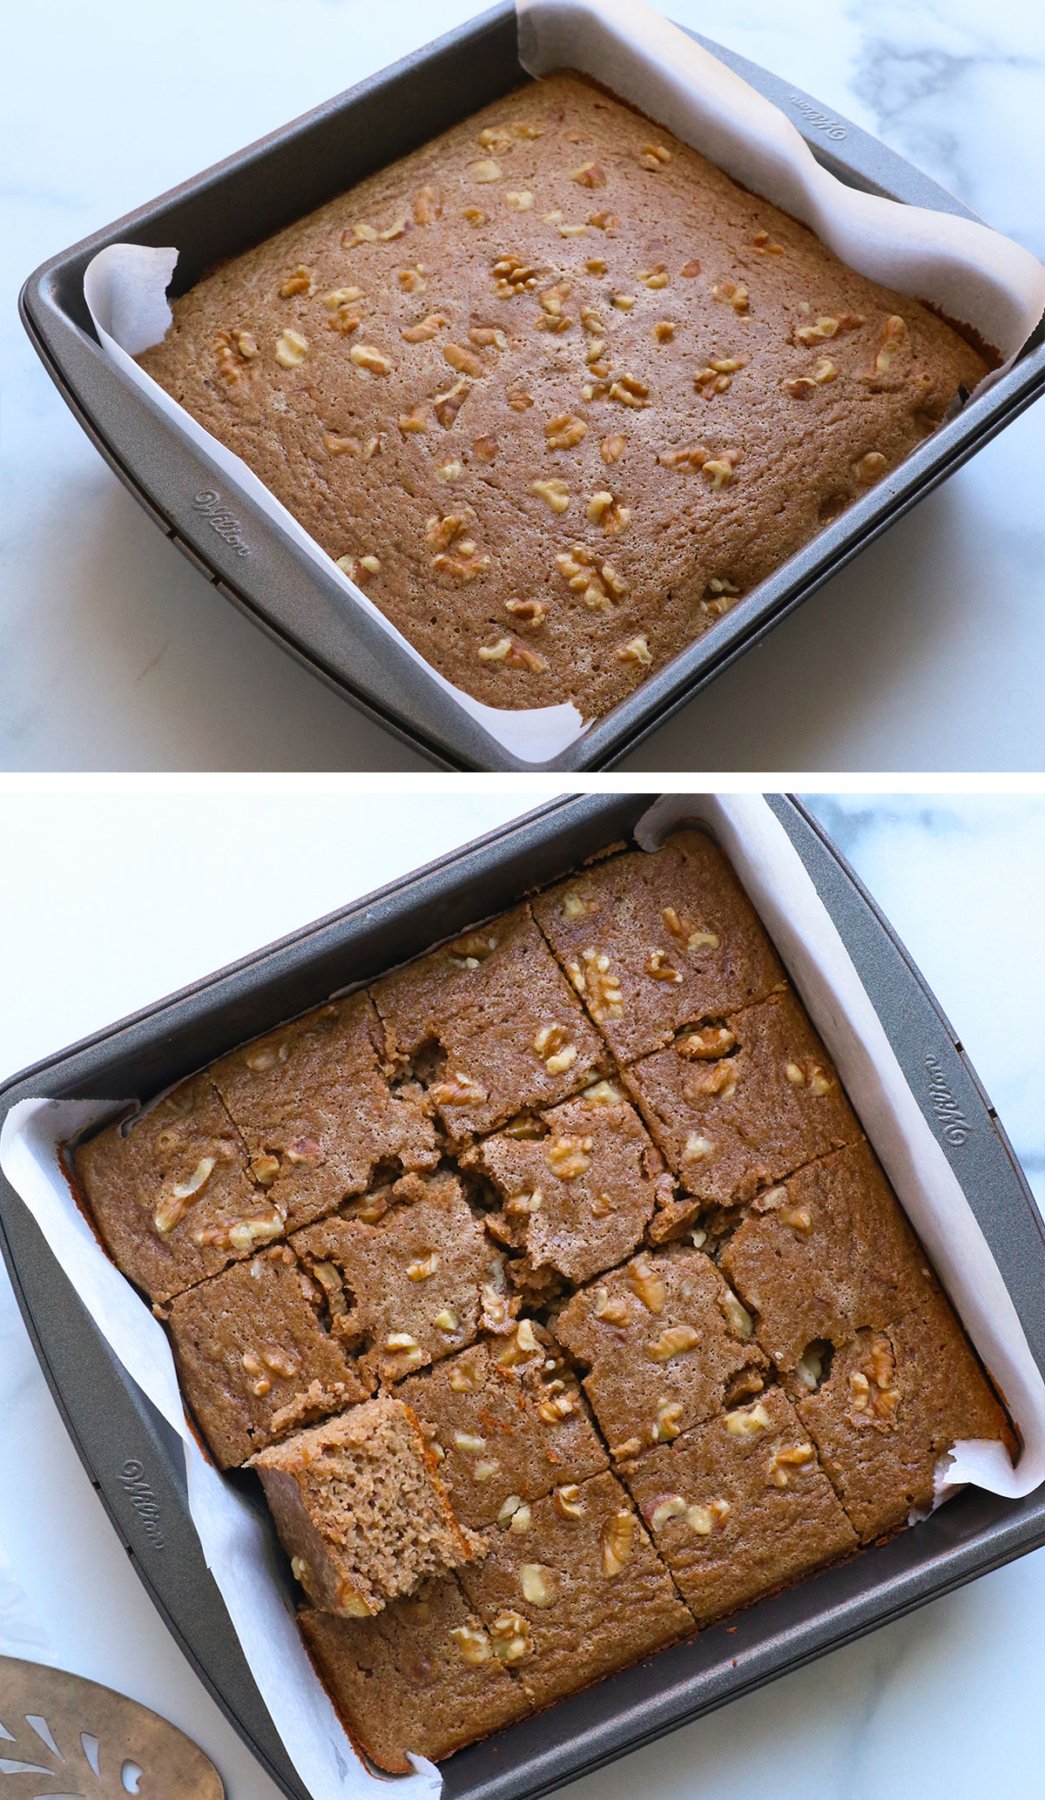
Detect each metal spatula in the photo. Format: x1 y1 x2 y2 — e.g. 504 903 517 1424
0 1656 224 1797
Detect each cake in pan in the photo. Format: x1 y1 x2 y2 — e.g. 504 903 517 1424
137 74 990 722
73 831 1013 1771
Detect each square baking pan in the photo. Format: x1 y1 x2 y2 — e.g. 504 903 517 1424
19 7 1045 773
1 793 1044 1799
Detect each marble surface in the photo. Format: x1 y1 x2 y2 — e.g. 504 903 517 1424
0 791 1042 1796
3 0 1044 772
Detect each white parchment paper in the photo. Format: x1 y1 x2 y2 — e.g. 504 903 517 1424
82 0 1045 765
1 797 1043 1798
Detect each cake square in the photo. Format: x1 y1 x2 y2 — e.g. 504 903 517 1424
465 1081 667 1298
373 905 606 1143
76 1076 282 1305
624 988 860 1206
165 1244 369 1468
210 992 439 1234
552 1246 767 1460
253 1396 479 1619
458 1471 691 1708
399 1323 607 1530
300 1576 531 1773
533 831 784 1061
796 1295 1015 1541
621 1387 856 1623
292 1171 511 1385
719 1139 938 1375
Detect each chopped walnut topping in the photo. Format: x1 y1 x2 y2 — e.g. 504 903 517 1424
608 373 650 409
546 1135 593 1181
444 342 485 378
326 304 361 336
677 1025 736 1060
507 389 533 411
588 210 620 232
250 1153 280 1187
652 1398 684 1443
430 1070 488 1107
570 161 607 187
478 635 547 672
617 634 652 666
533 1023 578 1076
683 1133 714 1163
500 599 545 635
154 1157 216 1234
679 258 702 277
638 264 670 289
769 1442 817 1488
644 948 681 982
648 1494 687 1532
555 544 627 612
463 206 487 225
784 353 840 396
519 1563 557 1606
545 412 588 451
397 407 428 434
587 490 630 534
469 324 508 351
349 344 392 376
412 185 441 224
713 279 749 313
752 228 784 254
600 433 626 465
783 1059 835 1094
601 1510 636 1575
865 313 906 376
471 158 503 183
593 1286 632 1326
647 1324 700 1363
279 265 314 298
473 433 499 461
702 575 743 620
638 143 672 170
396 264 427 295
611 293 636 311
566 946 623 1019
722 1291 754 1340
795 311 864 346
275 329 308 368
401 312 448 344
850 1335 901 1422
688 1498 731 1534
703 453 739 489
854 451 889 485
532 477 571 514
536 283 572 333
658 444 709 471
553 1484 585 1519
451 1624 491 1665
433 376 471 428
407 1251 440 1282
725 1401 771 1436
490 1611 532 1662
695 354 749 397
629 1255 666 1315
653 320 677 343
663 906 720 952
504 189 534 212
683 1059 738 1103
493 254 540 297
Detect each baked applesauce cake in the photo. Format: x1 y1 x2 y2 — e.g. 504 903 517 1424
73 831 1014 1772
137 74 991 722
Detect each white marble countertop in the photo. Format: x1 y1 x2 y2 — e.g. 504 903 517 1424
0 792 1042 1796
3 0 1044 772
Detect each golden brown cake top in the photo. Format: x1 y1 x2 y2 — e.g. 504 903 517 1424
139 74 988 720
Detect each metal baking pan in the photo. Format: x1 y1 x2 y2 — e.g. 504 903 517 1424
19 7 1045 773
2 794 1044 1798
